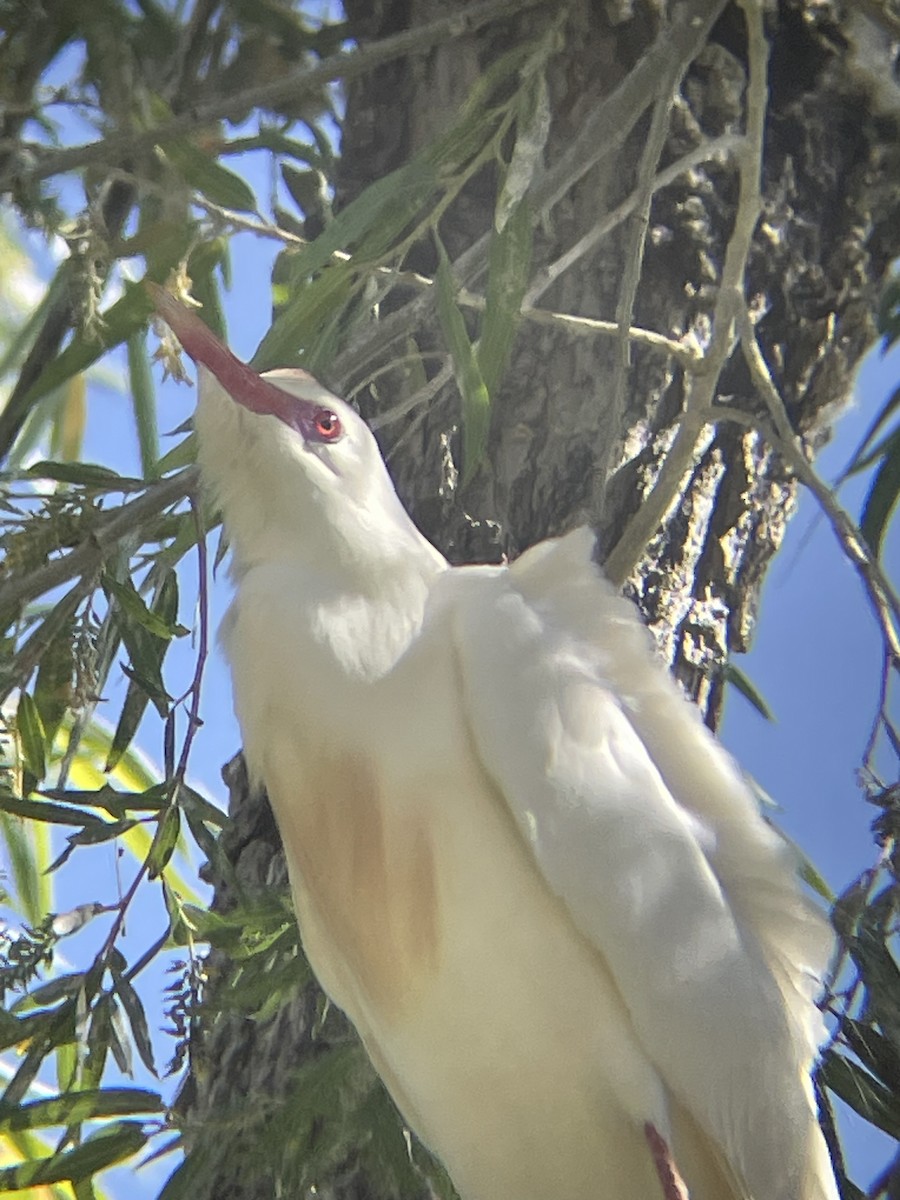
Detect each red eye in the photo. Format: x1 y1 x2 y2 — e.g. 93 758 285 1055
313 408 342 441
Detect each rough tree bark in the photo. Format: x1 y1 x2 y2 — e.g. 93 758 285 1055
179 3 900 1197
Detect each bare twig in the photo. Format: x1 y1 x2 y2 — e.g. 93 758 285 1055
331 136 734 392
523 133 740 309
595 6 709 526
3 0 545 192
739 307 900 662
603 0 768 587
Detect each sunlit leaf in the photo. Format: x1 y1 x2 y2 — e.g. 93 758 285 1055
722 662 775 722
435 245 490 484
0 1121 148 1188
146 804 180 880
17 693 47 783
478 198 532 398
860 442 900 558
0 1089 161 1133
127 329 159 479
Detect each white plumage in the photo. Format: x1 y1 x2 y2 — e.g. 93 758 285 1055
152 288 838 1200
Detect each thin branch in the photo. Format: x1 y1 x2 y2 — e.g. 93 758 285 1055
531 0 729 219
523 133 740 309
3 0 545 191
0 468 196 615
595 6 708 527
603 0 768 587
739 307 900 662
174 499 209 784
331 136 734 393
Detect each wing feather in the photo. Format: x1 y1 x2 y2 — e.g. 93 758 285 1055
443 527 836 1200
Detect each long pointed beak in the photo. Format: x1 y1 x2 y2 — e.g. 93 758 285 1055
146 282 294 422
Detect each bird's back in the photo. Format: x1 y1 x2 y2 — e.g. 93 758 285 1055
225 557 742 1200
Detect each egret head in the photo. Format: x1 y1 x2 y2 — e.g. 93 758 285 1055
149 286 437 579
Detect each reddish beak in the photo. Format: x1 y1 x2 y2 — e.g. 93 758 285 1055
146 282 293 422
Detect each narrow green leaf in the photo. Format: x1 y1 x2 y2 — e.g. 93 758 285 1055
178 784 226 827
46 819 138 875
40 784 169 817
0 793 108 828
0 812 43 924
162 140 257 212
33 625 75 752
73 1176 99 1200
844 393 900 477
107 571 179 768
435 246 491 484
797 855 835 904
17 692 47 782
107 999 134 1077
0 1088 161 1133
721 662 775 722
0 1121 148 1188
877 275 900 349
112 975 157 1077
26 461 126 488
103 574 187 642
820 1053 900 1140
146 805 180 880
477 198 532 397
156 432 197 475
860 444 900 557
127 329 159 479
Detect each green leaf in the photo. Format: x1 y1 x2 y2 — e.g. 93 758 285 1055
103 574 187 641
127 329 159 478
34 618 75 749
146 804 180 880
477 197 532 398
107 571 179 768
820 1052 900 1140
0 1088 161 1133
0 792 109 828
156 431 197 475
161 139 258 212
17 692 47 782
26 461 128 488
860 441 900 558
721 662 775 722
843 389 900 477
40 783 169 818
877 275 900 350
435 246 491 484
112 974 157 1077
0 812 44 926
0 1120 148 1188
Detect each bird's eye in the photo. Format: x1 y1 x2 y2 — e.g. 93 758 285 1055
313 408 342 441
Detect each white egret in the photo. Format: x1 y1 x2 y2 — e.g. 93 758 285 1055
150 286 838 1200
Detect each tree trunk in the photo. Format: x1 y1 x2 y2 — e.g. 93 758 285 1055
177 3 899 1197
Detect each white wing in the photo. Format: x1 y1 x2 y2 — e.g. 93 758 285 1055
443 527 836 1200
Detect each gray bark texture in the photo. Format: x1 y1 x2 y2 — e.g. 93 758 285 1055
178 2 900 1197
